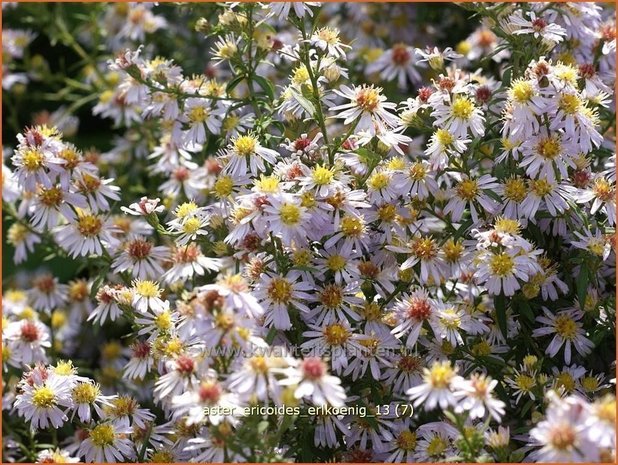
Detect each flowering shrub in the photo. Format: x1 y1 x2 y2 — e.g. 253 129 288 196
2 2 616 463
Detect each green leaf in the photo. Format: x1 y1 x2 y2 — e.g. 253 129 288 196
515 297 534 323
253 75 276 101
226 74 245 94
494 293 508 338
290 88 316 116
576 262 589 307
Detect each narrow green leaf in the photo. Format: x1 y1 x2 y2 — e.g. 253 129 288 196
494 293 508 338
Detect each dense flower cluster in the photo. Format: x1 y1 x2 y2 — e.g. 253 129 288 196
2 2 616 463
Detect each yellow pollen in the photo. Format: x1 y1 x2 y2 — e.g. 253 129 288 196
134 280 161 298
279 203 302 225
555 372 576 393
154 311 173 331
355 85 381 112
214 176 234 197
367 171 390 190
510 79 534 103
377 204 397 221
495 217 521 234
38 186 63 206
7 223 29 245
233 135 257 156
581 376 599 392
326 254 347 271
188 106 208 123
32 386 56 408
317 27 340 44
249 356 269 373
22 149 45 170
451 95 475 120
427 361 455 388
54 360 76 376
396 430 417 451
51 310 67 328
435 128 454 146
175 201 199 218
554 314 578 340
548 424 577 450
340 216 364 237
323 322 350 345
595 397 616 424
471 340 492 356
426 436 448 457
412 237 438 260
77 214 103 237
72 383 100 404
515 373 535 391
312 165 335 185
442 239 464 263
536 136 562 160
182 217 202 234
530 179 554 197
256 175 280 193
504 178 527 202
292 65 310 85
320 284 344 308
90 424 116 448
456 179 479 200
489 252 514 277
593 178 614 202
267 278 292 303
409 162 427 180
559 93 582 115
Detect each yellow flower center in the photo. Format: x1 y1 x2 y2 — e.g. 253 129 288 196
326 254 347 271
355 85 381 112
426 436 448 457
77 214 103 237
377 204 397 221
495 217 521 234
559 93 582 115
279 203 302 225
588 238 606 257
312 165 335 185
451 95 475 120
175 201 199 219
595 397 616 424
427 361 455 388
134 280 161 298
593 178 614 202
319 284 344 309
188 106 208 123
530 179 554 197
556 372 576 393
409 162 428 180
581 376 599 392
548 424 577 450
72 383 100 404
90 424 116 447
515 373 535 391
435 128 454 146
323 322 350 345
442 239 464 263
154 311 173 331
182 217 202 234
7 223 29 245
504 178 527 202
554 314 578 340
396 430 417 451
510 79 534 103
317 27 340 44
255 175 280 193
471 340 492 356
456 179 479 200
367 171 390 190
292 65 310 85
38 186 64 207
536 136 562 160
233 135 257 156
32 386 56 408
489 252 514 277
214 176 234 197
412 237 438 260
267 278 293 303
341 216 364 237
249 356 269 373
22 149 45 170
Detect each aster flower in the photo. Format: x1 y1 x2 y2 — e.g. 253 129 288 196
533 307 594 364
407 361 462 410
